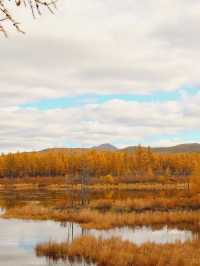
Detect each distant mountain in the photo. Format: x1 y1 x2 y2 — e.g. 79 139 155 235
153 143 200 153
41 144 118 153
41 143 200 154
123 143 200 153
40 147 87 153
91 143 118 151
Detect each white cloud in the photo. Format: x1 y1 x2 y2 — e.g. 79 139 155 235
1 0 200 150
1 0 200 106
0 93 199 152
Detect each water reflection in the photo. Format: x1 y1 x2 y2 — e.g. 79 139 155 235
0 188 187 210
0 218 196 266
62 223 194 245
0 188 197 265
0 219 90 266
89 226 194 244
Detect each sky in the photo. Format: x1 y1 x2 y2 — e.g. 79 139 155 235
0 0 200 152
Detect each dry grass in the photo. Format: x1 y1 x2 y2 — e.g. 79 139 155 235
0 177 187 191
89 195 200 212
3 203 200 230
36 236 200 266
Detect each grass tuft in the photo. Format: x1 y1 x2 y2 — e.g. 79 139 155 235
36 236 200 266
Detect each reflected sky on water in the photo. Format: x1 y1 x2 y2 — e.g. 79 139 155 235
0 218 195 266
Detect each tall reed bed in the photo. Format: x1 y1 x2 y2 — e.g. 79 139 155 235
88 194 200 212
3 203 200 229
36 236 200 266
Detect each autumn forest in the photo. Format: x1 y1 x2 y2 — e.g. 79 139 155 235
0 147 198 180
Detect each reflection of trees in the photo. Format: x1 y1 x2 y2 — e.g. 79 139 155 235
63 222 88 244
79 157 91 207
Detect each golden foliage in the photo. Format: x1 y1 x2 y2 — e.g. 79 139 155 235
0 148 197 182
36 236 200 266
191 164 200 193
4 203 200 230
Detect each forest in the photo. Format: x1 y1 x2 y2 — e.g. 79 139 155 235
0 147 199 180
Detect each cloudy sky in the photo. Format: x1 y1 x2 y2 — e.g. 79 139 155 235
0 0 200 152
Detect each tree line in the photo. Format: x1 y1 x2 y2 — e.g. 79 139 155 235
0 147 199 180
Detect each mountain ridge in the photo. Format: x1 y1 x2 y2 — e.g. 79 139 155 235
91 143 118 151
41 143 200 153
122 143 200 153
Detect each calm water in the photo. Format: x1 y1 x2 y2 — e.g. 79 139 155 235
0 219 90 266
0 218 195 266
0 188 196 265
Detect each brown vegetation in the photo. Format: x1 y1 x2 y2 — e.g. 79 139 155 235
0 176 68 190
190 164 200 193
36 236 200 266
89 194 200 212
3 203 200 230
0 176 188 192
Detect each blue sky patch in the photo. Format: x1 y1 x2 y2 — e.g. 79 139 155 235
22 87 199 111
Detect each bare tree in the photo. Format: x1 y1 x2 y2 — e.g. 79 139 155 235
0 0 57 36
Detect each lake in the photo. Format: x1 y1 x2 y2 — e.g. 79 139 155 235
0 188 197 265
0 218 196 266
